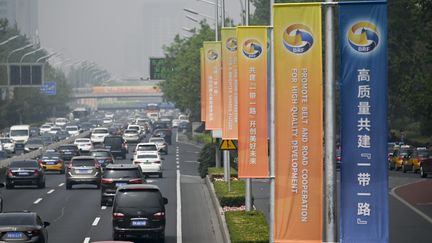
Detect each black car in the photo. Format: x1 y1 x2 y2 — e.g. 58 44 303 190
0 211 50 243
152 129 172 145
55 130 70 141
103 135 127 159
101 164 145 206
5 160 46 189
112 184 167 241
24 138 44 153
58 144 80 162
0 183 4 212
90 149 115 168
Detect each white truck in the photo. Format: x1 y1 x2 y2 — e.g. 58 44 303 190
9 125 30 144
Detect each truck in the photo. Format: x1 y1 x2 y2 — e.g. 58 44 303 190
9 125 30 144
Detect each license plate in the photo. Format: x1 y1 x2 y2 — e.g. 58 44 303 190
77 169 92 174
98 160 105 164
116 182 127 187
131 220 146 226
105 146 112 149
46 161 55 165
6 232 24 239
65 152 72 154
18 172 29 176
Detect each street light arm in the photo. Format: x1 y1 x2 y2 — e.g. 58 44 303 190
0 35 19 46
36 52 57 63
183 8 215 20
185 15 199 23
7 43 34 63
20 47 44 63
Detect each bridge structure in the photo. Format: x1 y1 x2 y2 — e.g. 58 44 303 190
70 85 164 110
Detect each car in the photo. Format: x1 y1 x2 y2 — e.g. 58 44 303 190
152 128 172 145
91 127 110 144
38 150 65 174
54 130 70 141
0 137 15 153
100 164 145 206
0 183 3 212
30 126 40 137
65 156 102 189
65 125 80 136
55 117 69 127
40 135 54 146
127 124 142 136
0 212 50 242
48 126 62 136
134 143 159 155
149 137 168 155
122 129 141 143
112 184 167 241
104 135 128 159
58 144 80 162
389 145 414 170
5 160 46 189
172 118 180 128
74 138 94 152
408 147 431 173
132 151 163 178
90 149 115 168
39 124 52 135
24 138 44 153
0 151 9 161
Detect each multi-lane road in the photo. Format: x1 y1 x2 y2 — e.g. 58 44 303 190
1 130 223 243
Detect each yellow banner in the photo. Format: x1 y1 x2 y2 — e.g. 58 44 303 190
203 42 223 130
274 3 323 242
237 26 269 178
221 28 239 139
200 48 206 122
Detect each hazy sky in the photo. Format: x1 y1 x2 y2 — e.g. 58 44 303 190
38 0 244 79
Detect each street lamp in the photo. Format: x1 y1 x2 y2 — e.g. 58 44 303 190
36 52 58 63
183 7 218 40
185 15 200 23
7 43 34 63
183 8 215 20
0 35 19 46
182 27 195 33
19 47 44 63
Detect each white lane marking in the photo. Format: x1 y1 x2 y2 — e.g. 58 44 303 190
184 160 199 163
177 165 180 169
83 237 91 243
58 183 64 187
146 179 154 183
177 166 182 243
47 189 55 194
390 185 432 224
176 131 179 142
101 206 107 210
33 198 43 204
92 217 101 226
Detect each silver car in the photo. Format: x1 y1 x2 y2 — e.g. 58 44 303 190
65 156 102 189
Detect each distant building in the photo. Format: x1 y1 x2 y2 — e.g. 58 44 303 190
0 0 38 39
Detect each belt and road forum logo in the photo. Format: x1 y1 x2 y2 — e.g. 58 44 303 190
242 39 263 59
348 21 380 53
282 24 314 54
207 49 219 61
226 37 237 52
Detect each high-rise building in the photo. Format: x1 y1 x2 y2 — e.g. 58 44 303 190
0 0 38 39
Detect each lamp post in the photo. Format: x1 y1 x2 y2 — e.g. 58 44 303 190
19 47 44 63
7 43 34 63
36 52 57 63
0 35 19 47
183 7 218 41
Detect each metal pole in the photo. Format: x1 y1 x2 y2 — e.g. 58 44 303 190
244 0 252 212
215 0 219 41
269 0 275 242
324 0 337 242
215 138 221 167
221 0 225 28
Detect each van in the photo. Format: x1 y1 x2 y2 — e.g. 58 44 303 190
103 135 128 159
9 125 30 144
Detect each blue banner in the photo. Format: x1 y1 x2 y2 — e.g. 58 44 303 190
340 2 388 243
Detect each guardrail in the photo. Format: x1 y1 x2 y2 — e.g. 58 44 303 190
0 131 91 168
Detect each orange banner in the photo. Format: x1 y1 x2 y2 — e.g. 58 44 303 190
274 3 323 242
221 28 238 139
200 48 206 122
237 26 269 178
203 42 222 130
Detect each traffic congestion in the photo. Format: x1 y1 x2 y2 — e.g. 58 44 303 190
0 105 190 242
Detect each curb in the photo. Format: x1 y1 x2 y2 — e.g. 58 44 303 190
205 175 231 243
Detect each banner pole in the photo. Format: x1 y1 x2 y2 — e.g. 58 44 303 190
324 0 337 242
269 0 275 242
244 0 252 212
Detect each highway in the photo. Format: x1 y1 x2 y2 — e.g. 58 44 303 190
1 130 222 243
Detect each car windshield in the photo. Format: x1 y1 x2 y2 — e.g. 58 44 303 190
137 154 158 159
51 128 61 131
124 130 138 134
0 214 35 226
103 169 141 178
60 146 77 151
150 138 165 143
417 150 430 158
10 161 38 168
75 139 90 143
10 130 28 136
93 129 108 134
0 138 12 143
27 139 43 144
116 190 162 208
137 145 157 151
43 152 60 159
91 151 110 157
72 159 95 167
66 127 78 131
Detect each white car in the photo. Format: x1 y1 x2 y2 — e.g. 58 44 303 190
134 143 159 155
65 125 80 136
74 138 93 152
149 137 168 155
55 117 69 127
133 151 163 178
102 118 113 125
48 126 62 135
91 127 110 144
39 124 52 135
122 129 141 143
172 119 180 128
127 124 142 135
0 137 15 153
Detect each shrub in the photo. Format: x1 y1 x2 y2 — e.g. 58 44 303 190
213 180 245 207
225 211 269 243
198 142 216 178
208 167 238 181
193 133 213 144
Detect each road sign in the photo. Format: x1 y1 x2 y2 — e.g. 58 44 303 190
40 81 56 95
7 63 44 86
149 57 165 80
220 139 237 150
